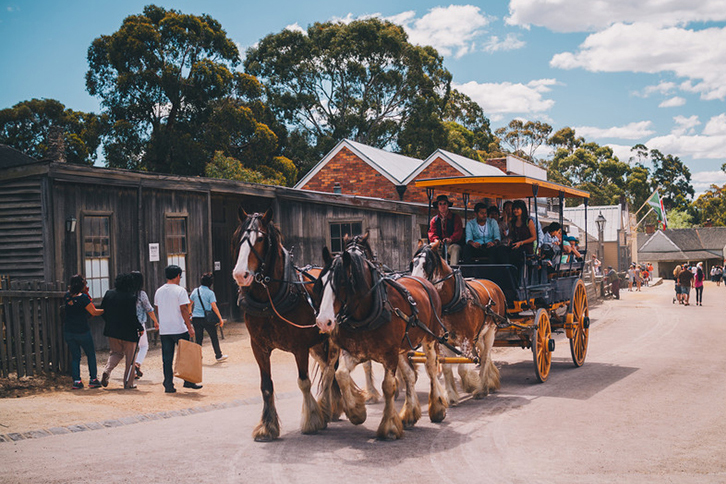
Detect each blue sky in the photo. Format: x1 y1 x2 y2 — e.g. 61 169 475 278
2 1 726 196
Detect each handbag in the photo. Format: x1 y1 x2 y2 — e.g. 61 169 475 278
173 338 203 383
196 288 219 324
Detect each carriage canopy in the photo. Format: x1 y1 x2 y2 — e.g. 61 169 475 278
415 176 590 200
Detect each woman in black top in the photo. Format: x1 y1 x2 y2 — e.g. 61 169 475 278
63 274 104 389
100 273 144 389
508 199 537 277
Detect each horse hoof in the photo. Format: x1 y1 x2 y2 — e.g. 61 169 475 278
253 424 279 442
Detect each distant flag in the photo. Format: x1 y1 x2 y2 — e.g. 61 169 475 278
646 190 667 229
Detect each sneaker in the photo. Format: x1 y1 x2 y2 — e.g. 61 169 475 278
72 380 83 390
216 354 228 362
183 382 203 390
135 365 143 379
101 372 109 387
89 378 102 388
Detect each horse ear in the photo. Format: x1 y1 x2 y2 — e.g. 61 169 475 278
431 240 440 250
323 246 333 265
417 239 424 249
342 250 352 268
343 233 350 245
238 206 248 222
361 230 369 242
262 207 274 225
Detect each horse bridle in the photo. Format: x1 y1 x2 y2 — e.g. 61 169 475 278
239 215 270 284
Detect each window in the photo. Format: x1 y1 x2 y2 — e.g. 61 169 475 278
166 216 188 289
329 221 363 253
83 216 111 299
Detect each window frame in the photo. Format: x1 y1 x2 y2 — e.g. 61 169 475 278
80 211 113 300
165 213 189 290
328 219 364 254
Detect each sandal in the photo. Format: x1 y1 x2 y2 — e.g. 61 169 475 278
135 364 143 379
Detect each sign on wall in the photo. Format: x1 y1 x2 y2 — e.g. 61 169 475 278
149 243 160 262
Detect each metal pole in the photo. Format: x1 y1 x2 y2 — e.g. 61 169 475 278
426 188 434 242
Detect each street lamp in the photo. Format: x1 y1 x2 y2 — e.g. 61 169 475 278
595 212 606 265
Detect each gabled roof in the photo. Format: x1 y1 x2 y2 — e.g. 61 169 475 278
0 144 42 169
294 139 425 188
638 227 726 260
405 149 504 183
562 204 623 243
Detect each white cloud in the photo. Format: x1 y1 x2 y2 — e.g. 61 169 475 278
636 81 678 98
605 143 635 163
284 23 305 33
691 170 726 195
646 133 725 160
574 121 655 140
387 5 491 59
703 113 726 135
483 33 526 53
551 23 726 100
659 97 686 108
454 79 556 116
506 0 726 32
672 115 700 136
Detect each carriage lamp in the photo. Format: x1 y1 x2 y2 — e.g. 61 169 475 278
65 216 77 233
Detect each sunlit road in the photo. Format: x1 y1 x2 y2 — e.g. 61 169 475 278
3 282 726 483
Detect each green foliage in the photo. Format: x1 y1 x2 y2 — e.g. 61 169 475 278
495 119 552 164
244 18 456 171
665 208 695 228
648 148 694 211
86 5 288 183
205 151 285 185
0 98 105 164
693 184 726 226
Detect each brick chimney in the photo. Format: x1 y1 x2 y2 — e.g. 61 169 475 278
46 126 66 162
645 223 655 234
705 218 713 227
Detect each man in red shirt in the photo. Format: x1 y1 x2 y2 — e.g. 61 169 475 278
428 194 463 265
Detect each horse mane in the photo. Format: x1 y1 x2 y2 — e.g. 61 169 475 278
318 246 371 299
346 234 374 261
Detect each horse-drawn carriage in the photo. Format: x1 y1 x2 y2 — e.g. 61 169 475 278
412 175 591 382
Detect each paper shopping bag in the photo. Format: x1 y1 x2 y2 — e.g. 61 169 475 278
173 339 203 383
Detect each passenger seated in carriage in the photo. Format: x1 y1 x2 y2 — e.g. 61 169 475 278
463 203 507 264
428 194 463 266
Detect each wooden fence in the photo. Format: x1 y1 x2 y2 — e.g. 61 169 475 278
0 276 69 378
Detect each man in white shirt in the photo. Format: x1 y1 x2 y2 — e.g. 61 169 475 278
154 265 201 393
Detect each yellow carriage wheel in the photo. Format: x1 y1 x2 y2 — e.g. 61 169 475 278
532 308 552 383
569 279 590 367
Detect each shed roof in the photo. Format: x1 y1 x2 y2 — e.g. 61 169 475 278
0 144 42 168
638 227 726 261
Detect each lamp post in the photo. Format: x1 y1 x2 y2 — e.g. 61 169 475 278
595 212 606 266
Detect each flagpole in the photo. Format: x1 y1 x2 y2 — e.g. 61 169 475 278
634 207 655 229
634 187 661 216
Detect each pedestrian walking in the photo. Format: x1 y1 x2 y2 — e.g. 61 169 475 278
189 272 227 362
100 273 144 389
677 264 694 306
154 265 201 393
130 271 158 379
694 262 705 306
628 264 635 291
63 274 104 390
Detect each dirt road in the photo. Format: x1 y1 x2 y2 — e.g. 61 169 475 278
2 282 725 483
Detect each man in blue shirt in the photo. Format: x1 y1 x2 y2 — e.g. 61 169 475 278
464 203 505 263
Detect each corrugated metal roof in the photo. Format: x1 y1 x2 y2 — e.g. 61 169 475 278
563 205 622 242
345 139 425 184
433 149 505 176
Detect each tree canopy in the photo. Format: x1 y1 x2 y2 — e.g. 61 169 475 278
244 18 458 171
0 98 105 165
86 5 293 183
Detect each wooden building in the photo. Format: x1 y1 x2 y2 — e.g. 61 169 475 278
1 145 430 347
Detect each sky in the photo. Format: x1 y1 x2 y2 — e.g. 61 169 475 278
2 0 726 197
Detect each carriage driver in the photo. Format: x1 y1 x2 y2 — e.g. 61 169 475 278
428 194 463 266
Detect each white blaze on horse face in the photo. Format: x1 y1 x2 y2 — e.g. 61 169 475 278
232 230 256 287
411 253 427 279
315 272 337 333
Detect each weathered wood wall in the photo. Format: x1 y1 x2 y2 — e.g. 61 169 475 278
0 177 45 280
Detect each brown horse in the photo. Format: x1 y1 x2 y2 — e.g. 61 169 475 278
232 208 337 441
410 240 506 403
315 245 447 440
